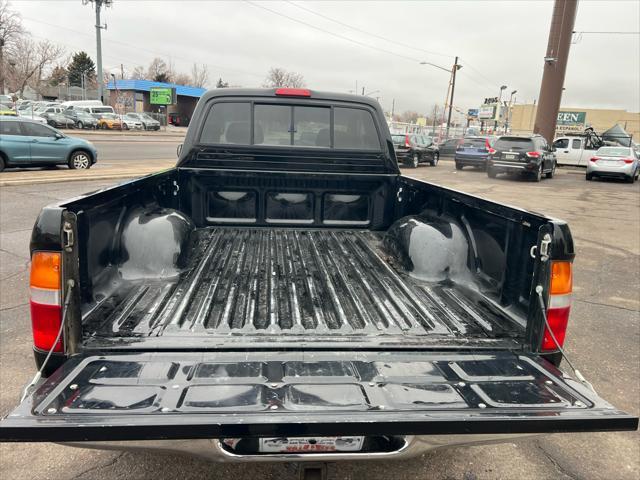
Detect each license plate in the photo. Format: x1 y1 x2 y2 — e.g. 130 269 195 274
602 160 620 166
259 436 365 453
504 154 516 160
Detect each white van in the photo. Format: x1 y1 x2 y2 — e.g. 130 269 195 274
72 105 115 118
61 100 104 110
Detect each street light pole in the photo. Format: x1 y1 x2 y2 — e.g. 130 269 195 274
445 56 461 138
506 89 517 133
495 85 507 131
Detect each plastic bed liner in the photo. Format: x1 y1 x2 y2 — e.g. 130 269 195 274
82 228 524 349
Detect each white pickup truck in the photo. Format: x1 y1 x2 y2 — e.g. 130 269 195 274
552 136 598 167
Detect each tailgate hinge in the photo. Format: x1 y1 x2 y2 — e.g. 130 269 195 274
63 221 74 252
531 233 552 262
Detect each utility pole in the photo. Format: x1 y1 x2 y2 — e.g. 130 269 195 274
533 0 578 143
391 98 395 119
120 63 124 79
83 0 111 103
445 56 460 138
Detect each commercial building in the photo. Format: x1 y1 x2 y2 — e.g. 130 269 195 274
509 104 640 139
106 80 206 125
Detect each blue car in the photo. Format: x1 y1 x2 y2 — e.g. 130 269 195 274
0 117 97 171
454 136 496 170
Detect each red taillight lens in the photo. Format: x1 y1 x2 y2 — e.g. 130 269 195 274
405 136 411 147
30 302 63 352
275 88 311 97
622 158 634 164
542 305 570 351
526 151 540 158
30 251 63 353
590 156 600 162
542 261 572 352
488 148 496 155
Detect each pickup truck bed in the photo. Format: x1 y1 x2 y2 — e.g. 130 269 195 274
84 228 520 346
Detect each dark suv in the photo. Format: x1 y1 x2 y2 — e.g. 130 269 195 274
487 135 556 181
392 134 439 168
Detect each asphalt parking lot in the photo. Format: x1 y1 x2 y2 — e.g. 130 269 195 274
0 159 638 479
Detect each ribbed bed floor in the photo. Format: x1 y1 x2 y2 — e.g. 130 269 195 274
85 228 520 340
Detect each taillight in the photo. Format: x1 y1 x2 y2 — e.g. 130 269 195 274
590 157 600 162
622 158 634 164
542 261 572 351
405 136 411 147
488 148 496 155
526 151 540 158
30 252 63 352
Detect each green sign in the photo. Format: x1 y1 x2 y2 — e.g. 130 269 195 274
150 87 174 105
556 111 586 126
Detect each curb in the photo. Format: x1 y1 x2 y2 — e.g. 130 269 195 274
0 170 169 187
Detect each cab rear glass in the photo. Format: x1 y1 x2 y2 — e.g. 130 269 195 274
199 101 381 151
494 137 534 151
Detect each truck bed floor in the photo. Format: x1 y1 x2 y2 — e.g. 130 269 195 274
84 228 522 347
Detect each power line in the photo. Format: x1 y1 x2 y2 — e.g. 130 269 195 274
21 16 264 80
573 30 640 34
244 0 423 64
284 0 453 60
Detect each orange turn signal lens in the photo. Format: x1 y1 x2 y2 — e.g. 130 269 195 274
30 252 61 290
550 261 572 295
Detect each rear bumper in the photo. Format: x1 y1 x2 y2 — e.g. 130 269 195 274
455 154 488 166
489 160 538 173
587 163 636 177
61 433 536 463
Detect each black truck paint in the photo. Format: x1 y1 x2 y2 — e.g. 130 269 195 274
1 89 636 449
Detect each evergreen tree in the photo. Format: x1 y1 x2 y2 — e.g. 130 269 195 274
67 51 96 86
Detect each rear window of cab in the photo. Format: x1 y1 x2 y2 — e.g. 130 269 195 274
199 102 381 150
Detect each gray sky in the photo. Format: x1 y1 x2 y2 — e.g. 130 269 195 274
12 0 640 120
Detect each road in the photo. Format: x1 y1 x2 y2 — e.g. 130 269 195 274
90 139 181 162
0 159 638 479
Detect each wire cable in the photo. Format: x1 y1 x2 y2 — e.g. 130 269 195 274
244 0 423 64
284 0 454 59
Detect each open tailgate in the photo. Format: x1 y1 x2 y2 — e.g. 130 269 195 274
1 351 636 442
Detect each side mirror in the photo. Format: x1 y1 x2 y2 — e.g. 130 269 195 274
54 133 64 140
551 146 557 152
176 144 183 157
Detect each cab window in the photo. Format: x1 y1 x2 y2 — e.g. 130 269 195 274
571 139 582 149
554 139 569 149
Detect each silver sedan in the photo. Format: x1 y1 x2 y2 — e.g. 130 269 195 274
586 146 639 183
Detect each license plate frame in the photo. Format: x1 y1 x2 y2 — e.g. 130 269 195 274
258 436 365 453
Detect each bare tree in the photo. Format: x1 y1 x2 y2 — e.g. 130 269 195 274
9 36 64 96
398 110 419 124
0 0 25 93
190 63 209 88
147 57 170 82
131 65 146 80
173 72 191 86
262 67 306 88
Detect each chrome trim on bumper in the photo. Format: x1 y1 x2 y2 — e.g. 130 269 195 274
61 434 536 462
491 163 526 169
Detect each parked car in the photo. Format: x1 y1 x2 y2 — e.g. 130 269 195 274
63 110 98 129
96 113 123 130
119 114 143 130
392 133 439 167
0 117 97 171
40 112 75 129
586 146 640 183
552 136 598 167
487 134 556 181
1 89 635 458
438 137 463 156
0 103 17 116
454 136 496 170
124 112 161 130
